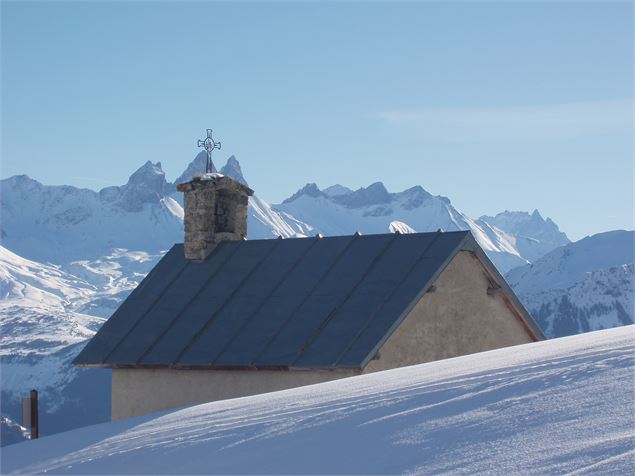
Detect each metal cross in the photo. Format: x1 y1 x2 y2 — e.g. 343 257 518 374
197 129 222 174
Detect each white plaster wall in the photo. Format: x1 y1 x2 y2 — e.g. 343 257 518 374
365 251 533 373
112 368 358 420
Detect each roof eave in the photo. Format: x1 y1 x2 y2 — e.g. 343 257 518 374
75 363 362 372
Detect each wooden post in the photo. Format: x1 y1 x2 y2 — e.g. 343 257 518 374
30 389 38 439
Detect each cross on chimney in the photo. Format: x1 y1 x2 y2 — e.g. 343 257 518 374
197 129 221 174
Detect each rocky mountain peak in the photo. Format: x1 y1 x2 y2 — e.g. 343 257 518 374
323 184 353 197
174 151 218 186
282 183 323 204
333 181 391 208
394 186 433 210
117 161 168 212
220 156 248 186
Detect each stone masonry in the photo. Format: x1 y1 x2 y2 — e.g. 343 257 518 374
177 174 254 260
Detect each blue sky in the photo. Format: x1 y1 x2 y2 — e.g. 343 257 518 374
2 1 633 240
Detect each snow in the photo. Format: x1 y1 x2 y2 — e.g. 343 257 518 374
0 416 29 447
0 247 114 431
480 210 570 262
507 230 634 294
197 172 224 180
389 220 416 234
275 184 536 272
247 195 313 239
506 231 634 337
2 326 633 475
160 196 184 221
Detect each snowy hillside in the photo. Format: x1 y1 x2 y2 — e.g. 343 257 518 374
0 246 104 358
0 247 112 441
2 326 633 474
506 230 635 337
0 417 28 447
276 182 568 272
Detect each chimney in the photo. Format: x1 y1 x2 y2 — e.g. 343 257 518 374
177 175 254 260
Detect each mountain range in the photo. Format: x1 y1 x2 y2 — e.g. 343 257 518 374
506 230 634 338
1 154 568 272
0 152 632 442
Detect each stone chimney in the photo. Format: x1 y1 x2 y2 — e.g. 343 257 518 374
177 174 254 260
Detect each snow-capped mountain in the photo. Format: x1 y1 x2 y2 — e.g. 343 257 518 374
169 155 314 239
172 151 217 187
480 210 570 262
0 247 111 440
506 230 635 337
0 159 312 268
220 155 248 186
275 182 568 272
0 167 183 264
1 154 566 273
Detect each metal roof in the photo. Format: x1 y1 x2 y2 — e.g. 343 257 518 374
74 231 544 370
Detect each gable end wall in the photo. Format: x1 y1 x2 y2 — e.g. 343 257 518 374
364 251 533 373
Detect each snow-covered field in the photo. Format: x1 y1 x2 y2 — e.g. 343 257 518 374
3 326 633 475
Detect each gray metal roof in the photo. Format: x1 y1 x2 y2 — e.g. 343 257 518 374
74 231 544 370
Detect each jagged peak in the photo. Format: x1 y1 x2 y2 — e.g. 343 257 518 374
392 185 433 210
332 181 391 208
116 161 168 212
282 183 323 204
220 155 248 186
323 184 353 197
1 174 44 186
531 209 544 220
225 155 240 167
366 181 389 193
3 174 34 182
282 181 442 210
128 161 164 180
482 209 556 226
395 185 432 198
174 151 218 186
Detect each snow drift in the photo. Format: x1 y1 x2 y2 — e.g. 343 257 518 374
2 326 633 474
